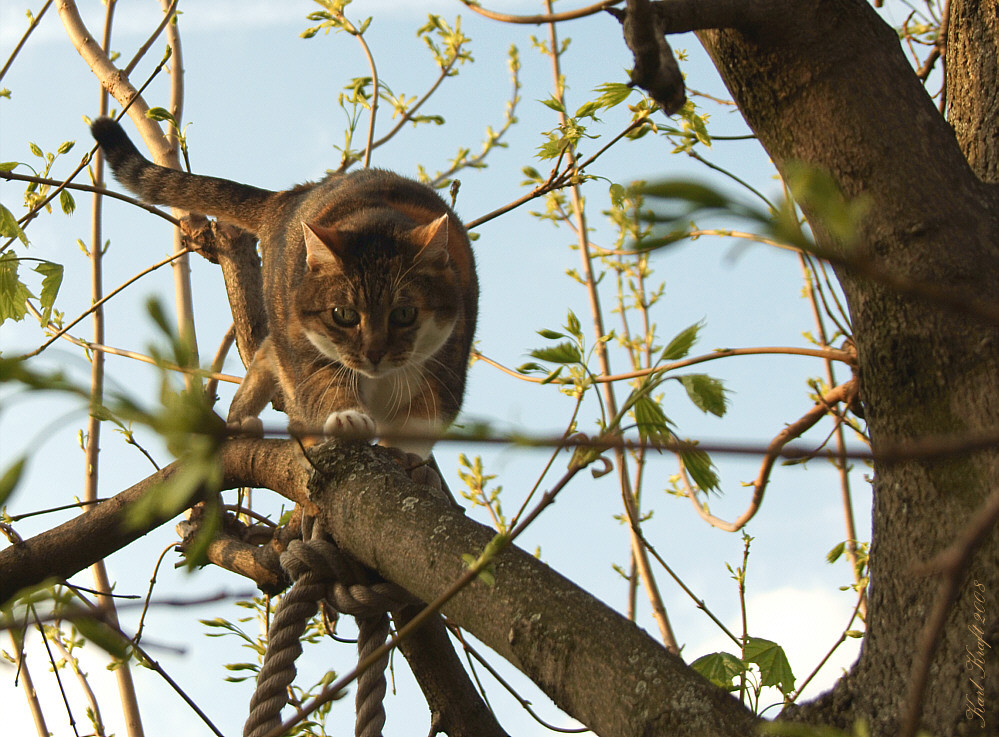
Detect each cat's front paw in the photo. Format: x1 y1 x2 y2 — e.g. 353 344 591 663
323 410 377 440
227 415 264 437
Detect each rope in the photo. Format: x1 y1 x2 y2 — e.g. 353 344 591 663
243 519 416 737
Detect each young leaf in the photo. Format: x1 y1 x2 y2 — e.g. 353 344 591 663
592 81 634 110
0 252 34 324
537 328 566 340
0 203 29 246
540 95 565 113
516 362 544 374
743 637 796 696
565 310 582 340
678 374 728 417
34 261 63 325
680 444 720 492
59 189 75 215
826 541 846 564
146 107 177 125
632 395 672 445
661 321 702 361
690 651 745 691
529 341 582 364
0 456 27 506
74 616 131 659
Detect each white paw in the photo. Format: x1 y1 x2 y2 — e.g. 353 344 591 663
323 410 377 439
227 415 264 437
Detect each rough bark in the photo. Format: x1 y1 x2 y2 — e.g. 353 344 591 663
947 0 999 183
0 440 309 604
305 441 759 737
650 0 999 733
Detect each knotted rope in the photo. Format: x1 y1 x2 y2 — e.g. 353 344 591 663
243 517 416 737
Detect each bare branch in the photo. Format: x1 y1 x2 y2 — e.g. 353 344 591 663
0 440 309 605
684 380 859 531
458 0 622 25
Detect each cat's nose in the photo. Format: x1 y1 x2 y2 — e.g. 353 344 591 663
367 348 386 366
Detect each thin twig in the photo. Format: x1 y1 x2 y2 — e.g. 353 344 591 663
682 381 859 532
474 345 854 385
19 247 195 360
458 0 622 25
0 170 181 223
0 0 54 83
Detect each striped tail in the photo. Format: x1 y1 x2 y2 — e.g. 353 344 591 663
91 117 274 233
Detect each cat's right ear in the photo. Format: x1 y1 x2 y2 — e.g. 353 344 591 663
303 222 345 270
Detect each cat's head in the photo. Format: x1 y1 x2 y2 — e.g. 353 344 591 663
295 214 460 379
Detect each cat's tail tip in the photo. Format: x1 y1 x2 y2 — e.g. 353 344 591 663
90 117 144 170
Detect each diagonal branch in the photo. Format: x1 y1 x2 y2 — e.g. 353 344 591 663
0 439 309 605
302 441 759 737
684 380 859 531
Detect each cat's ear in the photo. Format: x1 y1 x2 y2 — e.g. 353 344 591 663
303 222 345 270
413 214 450 266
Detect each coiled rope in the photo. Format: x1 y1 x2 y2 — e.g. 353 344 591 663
243 517 416 737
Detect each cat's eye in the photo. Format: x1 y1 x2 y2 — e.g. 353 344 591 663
330 307 360 327
390 306 417 327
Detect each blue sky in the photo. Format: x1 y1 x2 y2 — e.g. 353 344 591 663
1 2 872 734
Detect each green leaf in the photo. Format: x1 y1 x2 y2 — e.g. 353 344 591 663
639 180 731 209
0 203 29 246
34 261 62 325
661 321 702 361
632 395 672 445
536 328 565 340
826 541 846 564
592 81 633 110
678 374 728 417
539 366 564 384
28 142 43 158
680 443 719 492
0 456 27 506
0 162 19 172
0 252 34 324
59 189 75 215
57 140 75 155
573 100 602 120
609 182 626 208
690 651 745 691
743 636 796 696
565 310 582 340
539 95 565 113
145 107 177 125
74 616 131 660
529 341 582 365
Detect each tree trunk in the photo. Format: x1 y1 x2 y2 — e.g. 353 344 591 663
656 0 999 732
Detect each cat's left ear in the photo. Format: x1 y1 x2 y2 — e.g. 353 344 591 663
413 214 450 266
303 222 345 270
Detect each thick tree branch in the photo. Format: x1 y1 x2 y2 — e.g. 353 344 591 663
608 0 686 114
0 440 308 605
392 607 511 737
304 441 759 737
180 218 267 369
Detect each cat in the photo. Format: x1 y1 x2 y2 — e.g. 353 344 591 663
91 117 477 458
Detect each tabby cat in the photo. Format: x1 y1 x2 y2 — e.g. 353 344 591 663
91 117 477 458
